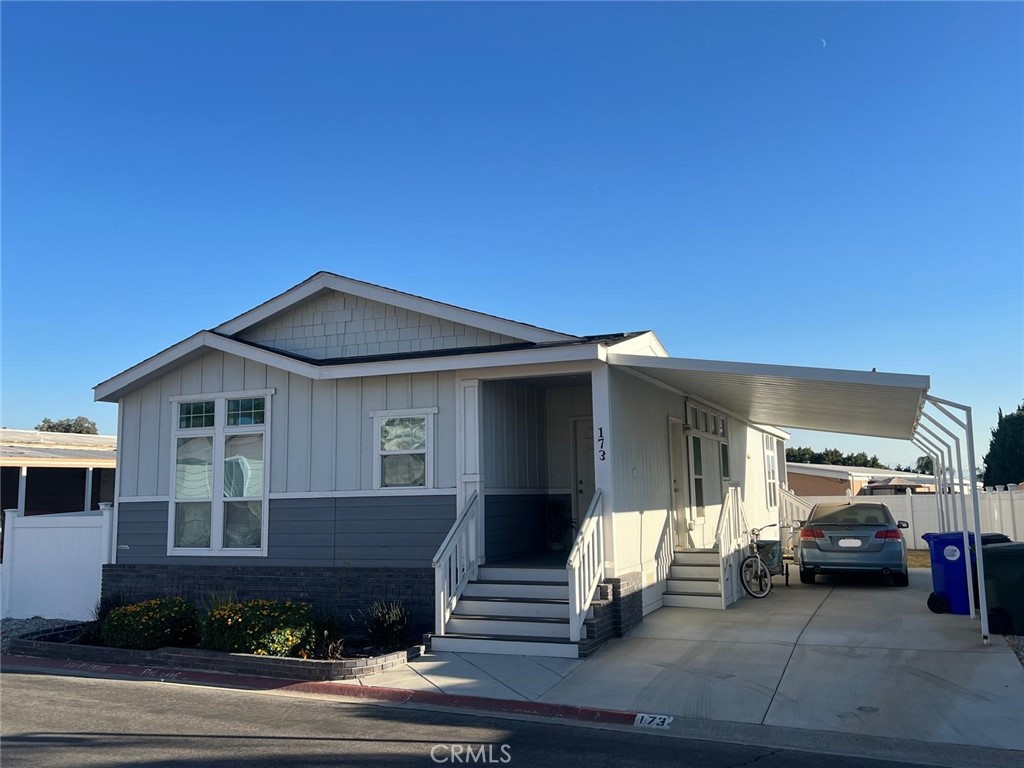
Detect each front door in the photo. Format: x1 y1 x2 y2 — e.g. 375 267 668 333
669 418 694 548
572 418 596 524
689 433 724 549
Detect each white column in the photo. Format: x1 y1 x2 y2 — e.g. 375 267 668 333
456 378 484 562
591 363 617 576
17 466 27 515
84 468 94 512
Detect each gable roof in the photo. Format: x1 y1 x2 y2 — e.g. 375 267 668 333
215 272 575 344
96 272 619 402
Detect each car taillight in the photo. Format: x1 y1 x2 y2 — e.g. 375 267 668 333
875 529 902 539
800 528 824 539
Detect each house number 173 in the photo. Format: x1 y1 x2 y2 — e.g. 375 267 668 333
597 427 606 461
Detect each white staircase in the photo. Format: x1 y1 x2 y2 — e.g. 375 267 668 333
663 549 724 609
430 565 582 658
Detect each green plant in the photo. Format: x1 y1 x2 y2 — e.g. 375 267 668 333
199 589 238 617
364 599 409 652
312 610 346 660
201 599 314 658
102 597 200 650
79 591 133 645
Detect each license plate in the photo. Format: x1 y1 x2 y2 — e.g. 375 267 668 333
838 538 862 548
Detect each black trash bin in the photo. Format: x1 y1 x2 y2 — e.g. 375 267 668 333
982 542 1024 635
972 533 1013 604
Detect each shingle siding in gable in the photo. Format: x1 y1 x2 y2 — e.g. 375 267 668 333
236 290 522 360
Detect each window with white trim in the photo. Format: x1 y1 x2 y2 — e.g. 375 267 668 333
170 392 271 555
371 408 437 489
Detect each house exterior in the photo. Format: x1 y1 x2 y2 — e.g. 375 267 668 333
95 272 932 657
785 463 937 497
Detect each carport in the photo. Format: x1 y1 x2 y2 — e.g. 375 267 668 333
606 353 994 644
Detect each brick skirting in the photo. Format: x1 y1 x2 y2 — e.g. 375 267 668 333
8 624 422 682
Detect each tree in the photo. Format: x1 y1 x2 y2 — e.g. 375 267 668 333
982 403 1024 487
915 455 934 475
784 446 890 469
35 416 98 435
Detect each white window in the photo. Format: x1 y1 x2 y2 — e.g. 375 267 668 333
371 407 437 489
169 391 272 556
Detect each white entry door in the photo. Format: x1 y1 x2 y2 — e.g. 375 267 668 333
669 418 693 548
689 434 724 549
573 419 596 523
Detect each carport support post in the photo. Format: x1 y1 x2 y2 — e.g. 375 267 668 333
921 410 975 606
926 396 990 646
913 439 944 530
919 424 975 620
915 436 947 530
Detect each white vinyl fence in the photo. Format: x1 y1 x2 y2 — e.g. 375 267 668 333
800 487 1022 550
1 505 114 620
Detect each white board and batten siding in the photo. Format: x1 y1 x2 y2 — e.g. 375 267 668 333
117 350 458 499
608 368 684 613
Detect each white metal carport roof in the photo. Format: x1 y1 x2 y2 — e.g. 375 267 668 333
607 353 1001 646
607 353 929 440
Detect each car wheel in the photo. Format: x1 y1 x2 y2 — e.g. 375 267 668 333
893 571 909 587
927 592 950 614
799 569 815 585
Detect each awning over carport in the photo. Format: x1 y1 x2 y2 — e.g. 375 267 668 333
607 354 929 440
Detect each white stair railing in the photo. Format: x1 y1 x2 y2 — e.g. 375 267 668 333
778 487 813 555
566 489 604 643
715 483 749 608
432 491 480 636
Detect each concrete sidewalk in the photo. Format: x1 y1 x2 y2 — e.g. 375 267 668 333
358 569 1024 751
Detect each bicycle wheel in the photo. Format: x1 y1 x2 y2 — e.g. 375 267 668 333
740 555 772 598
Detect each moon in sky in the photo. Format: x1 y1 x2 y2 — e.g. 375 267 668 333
821 39 827 48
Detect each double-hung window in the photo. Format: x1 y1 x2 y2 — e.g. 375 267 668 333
170 392 271 556
371 408 437 489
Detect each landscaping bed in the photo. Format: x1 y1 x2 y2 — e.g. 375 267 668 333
7 621 422 681
3 594 420 682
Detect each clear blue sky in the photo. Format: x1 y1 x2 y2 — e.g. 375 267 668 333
2 2 1021 470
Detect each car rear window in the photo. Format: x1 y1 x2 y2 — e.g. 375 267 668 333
810 504 893 526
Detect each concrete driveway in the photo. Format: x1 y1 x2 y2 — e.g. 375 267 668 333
362 570 1024 751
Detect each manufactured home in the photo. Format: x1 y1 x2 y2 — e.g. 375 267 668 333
95 272 932 657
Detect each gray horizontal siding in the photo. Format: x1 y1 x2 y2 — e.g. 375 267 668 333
336 496 455 567
116 495 456 568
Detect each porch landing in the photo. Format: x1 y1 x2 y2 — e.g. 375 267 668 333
486 551 568 568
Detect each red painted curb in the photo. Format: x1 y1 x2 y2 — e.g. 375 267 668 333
1 655 638 727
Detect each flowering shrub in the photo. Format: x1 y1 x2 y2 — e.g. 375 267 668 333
201 599 314 658
101 597 200 650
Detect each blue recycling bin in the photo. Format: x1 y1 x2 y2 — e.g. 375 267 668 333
922 532 986 615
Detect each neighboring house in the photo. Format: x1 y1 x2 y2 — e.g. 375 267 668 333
94 272 931 657
785 463 938 497
1 429 116 560
0 429 117 515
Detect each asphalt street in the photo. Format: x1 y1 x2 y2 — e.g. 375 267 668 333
1 671 951 768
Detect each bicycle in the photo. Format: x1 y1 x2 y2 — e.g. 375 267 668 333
740 524 789 598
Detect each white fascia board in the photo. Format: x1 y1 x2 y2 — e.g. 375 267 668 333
214 272 575 344
96 331 603 402
0 457 118 469
603 332 669 358
95 332 207 403
94 332 319 402
607 353 931 391
318 343 603 380
753 424 792 441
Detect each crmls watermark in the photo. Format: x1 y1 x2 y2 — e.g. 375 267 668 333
430 744 512 763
